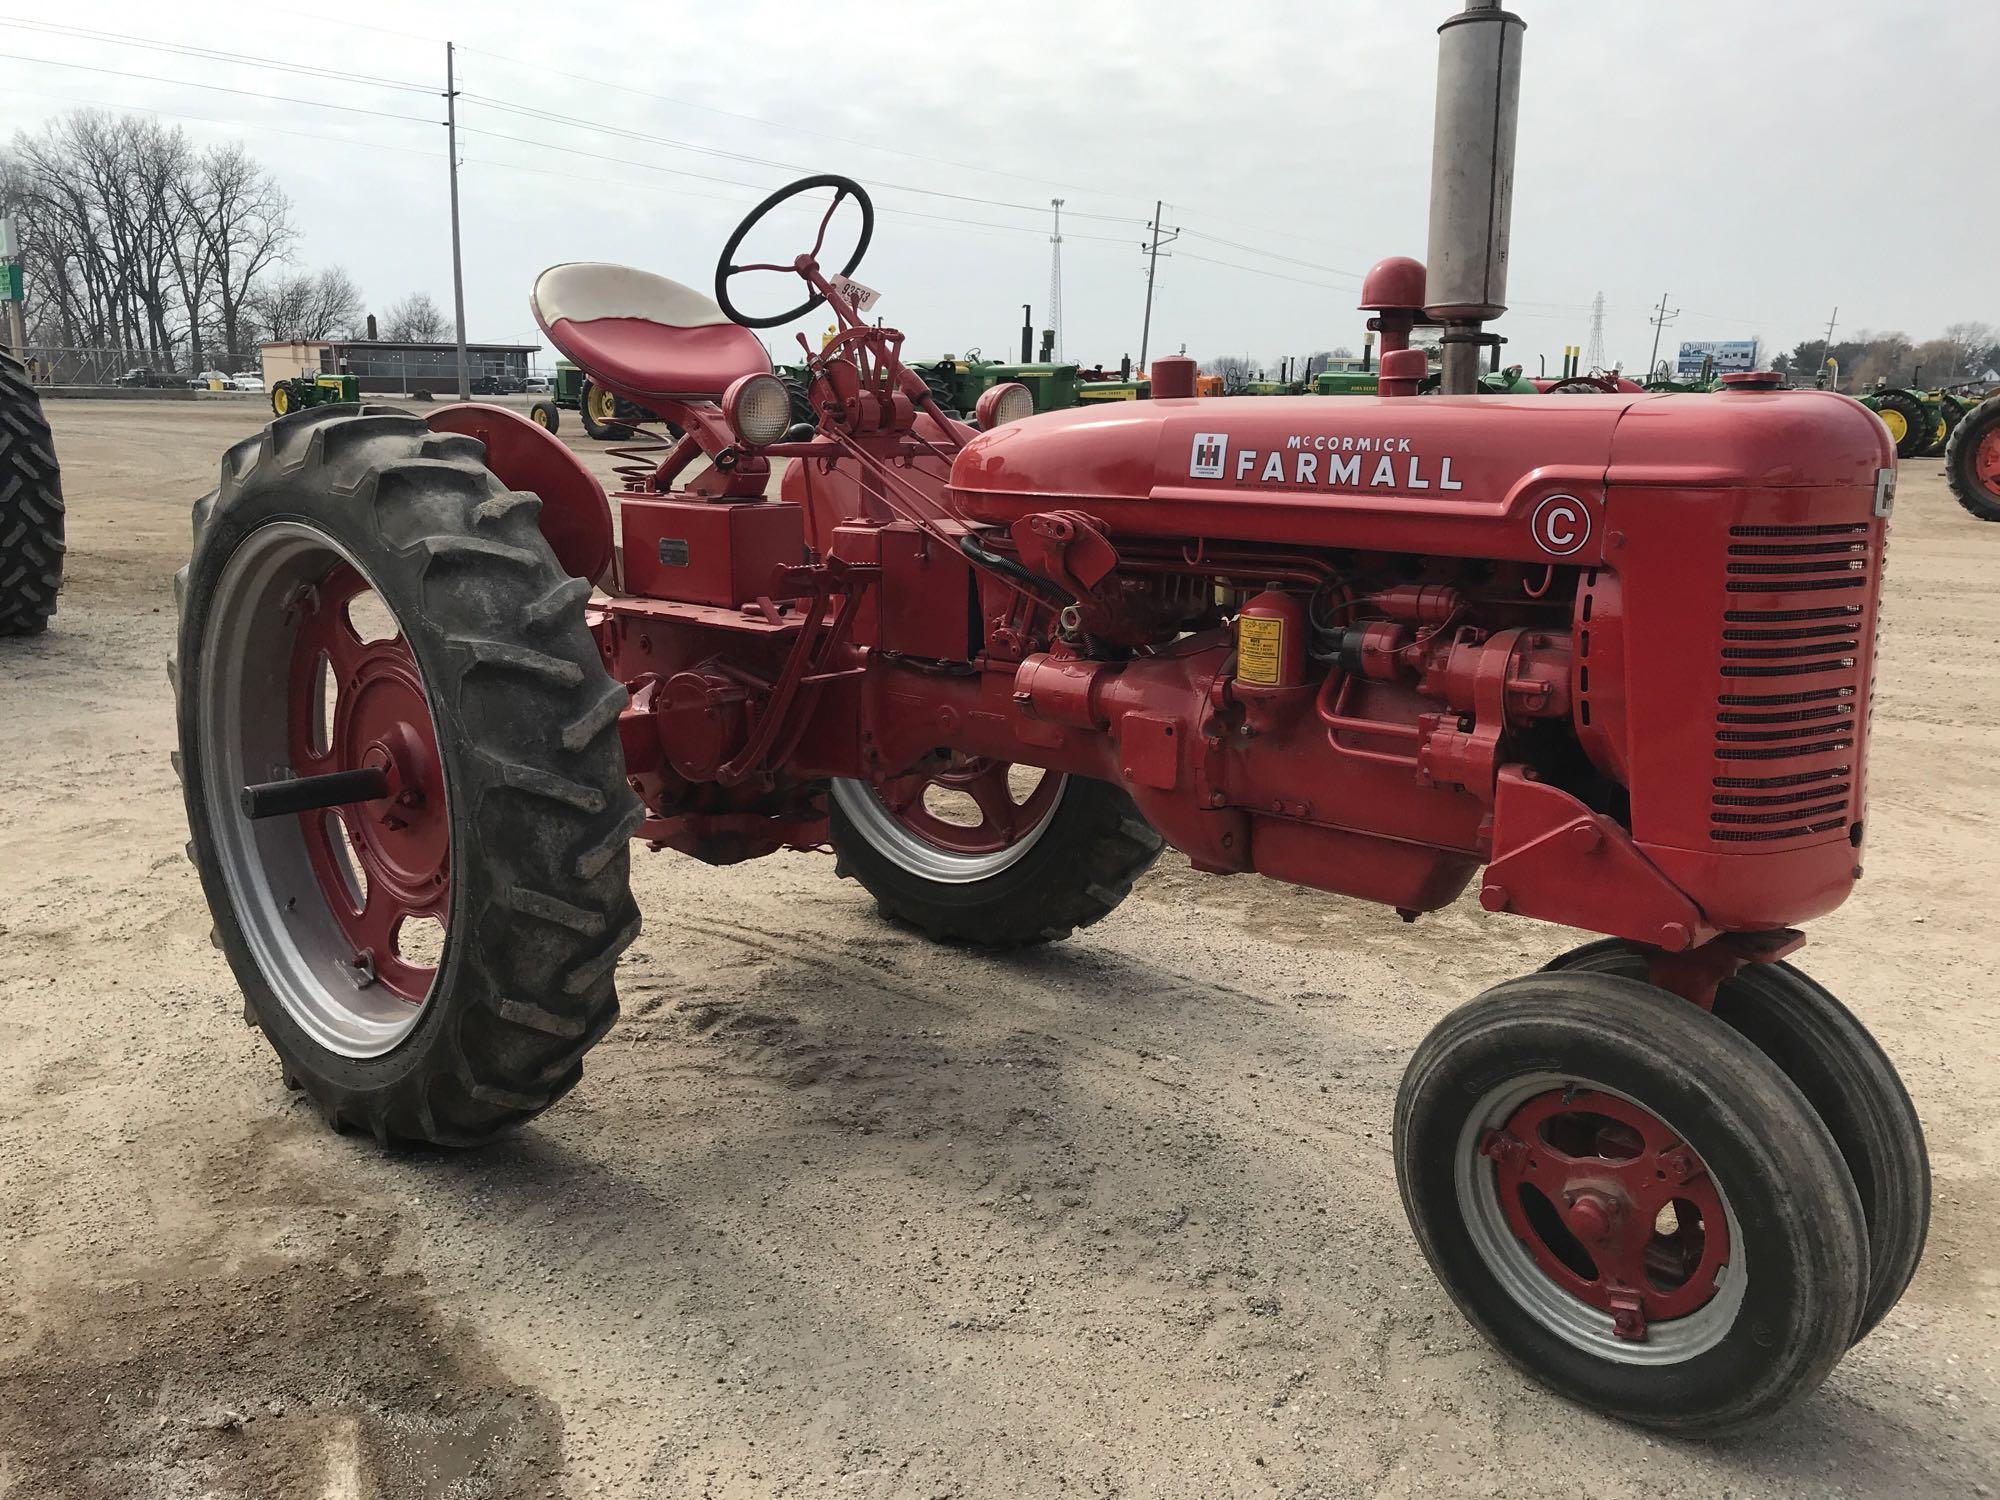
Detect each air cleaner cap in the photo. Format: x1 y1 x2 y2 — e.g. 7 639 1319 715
1722 370 1785 391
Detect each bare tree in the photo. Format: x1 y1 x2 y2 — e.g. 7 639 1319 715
381 292 451 343
2 111 295 370
184 142 293 362
250 266 364 342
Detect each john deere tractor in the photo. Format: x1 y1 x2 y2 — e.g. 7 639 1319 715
269 373 358 417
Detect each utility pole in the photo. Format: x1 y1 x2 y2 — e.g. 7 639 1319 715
1138 200 1178 372
445 42 470 402
0 215 26 359
1047 199 1064 364
1819 307 1839 389
1646 291 1679 382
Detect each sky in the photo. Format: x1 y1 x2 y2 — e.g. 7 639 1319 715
2 1 1994 377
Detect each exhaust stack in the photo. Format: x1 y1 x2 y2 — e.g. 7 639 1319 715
1425 0 1525 394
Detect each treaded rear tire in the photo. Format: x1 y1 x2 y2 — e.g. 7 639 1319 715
1944 396 2000 522
173 404 643 1145
577 379 635 442
830 775 1162 947
1875 390 1931 460
1543 940 1929 1343
0 349 65 636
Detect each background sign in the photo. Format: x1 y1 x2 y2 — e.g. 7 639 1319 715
1676 339 1757 378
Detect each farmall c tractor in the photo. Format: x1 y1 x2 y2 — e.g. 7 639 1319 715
174 3 1927 1435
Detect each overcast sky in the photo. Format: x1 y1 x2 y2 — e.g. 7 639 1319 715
4 1 1994 376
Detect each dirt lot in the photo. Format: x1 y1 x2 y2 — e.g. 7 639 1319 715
1 398 1994 1499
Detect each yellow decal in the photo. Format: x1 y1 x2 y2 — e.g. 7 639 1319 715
1237 614 1284 686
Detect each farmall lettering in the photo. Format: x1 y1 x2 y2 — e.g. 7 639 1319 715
1189 431 1464 493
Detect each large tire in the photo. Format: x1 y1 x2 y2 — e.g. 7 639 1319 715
577 379 634 442
1543 940 1929 1342
829 770 1161 947
1873 390 1931 460
173 404 642 1145
1396 972 1868 1435
0 349 65 636
1944 395 2000 522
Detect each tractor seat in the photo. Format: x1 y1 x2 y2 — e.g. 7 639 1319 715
530 262 770 401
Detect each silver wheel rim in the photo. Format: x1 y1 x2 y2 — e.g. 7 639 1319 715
198 521 448 1059
829 771 1064 884
1453 1071 1747 1365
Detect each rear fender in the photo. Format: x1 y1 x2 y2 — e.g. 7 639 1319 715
425 403 615 585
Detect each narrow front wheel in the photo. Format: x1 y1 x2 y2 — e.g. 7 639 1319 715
1395 971 1868 1435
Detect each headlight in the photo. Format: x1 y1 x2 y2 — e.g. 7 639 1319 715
976 381 1034 429
724 372 793 446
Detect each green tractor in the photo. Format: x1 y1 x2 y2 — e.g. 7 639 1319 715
269 372 357 418
552 360 650 441
1858 386 1944 461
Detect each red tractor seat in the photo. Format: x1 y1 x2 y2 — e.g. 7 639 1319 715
531 262 770 401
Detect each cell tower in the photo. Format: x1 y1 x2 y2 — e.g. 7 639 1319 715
1048 199 1064 363
1586 290 1606 372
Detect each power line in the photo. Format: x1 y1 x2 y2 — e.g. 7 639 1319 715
456 93 1150 227
0 53 437 126
454 42 1157 205
0 14 434 93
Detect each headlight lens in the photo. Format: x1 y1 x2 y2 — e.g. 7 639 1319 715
977 381 1034 429
726 372 793 446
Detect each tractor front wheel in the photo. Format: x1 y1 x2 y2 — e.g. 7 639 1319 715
529 397 560 433
1396 971 1868 1434
1944 396 2000 522
828 762 1161 946
173 405 642 1144
1542 941 1928 1343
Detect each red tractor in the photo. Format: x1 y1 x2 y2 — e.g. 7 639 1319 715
171 12 1926 1437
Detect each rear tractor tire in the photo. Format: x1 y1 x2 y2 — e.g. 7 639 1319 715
578 379 635 441
1396 970 1870 1435
173 404 643 1144
828 762 1161 947
1874 390 1931 460
0 348 66 637
1944 395 2000 522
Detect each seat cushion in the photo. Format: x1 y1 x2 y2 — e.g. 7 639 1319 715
531 262 770 401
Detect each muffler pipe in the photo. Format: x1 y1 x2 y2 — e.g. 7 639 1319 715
1425 0 1525 394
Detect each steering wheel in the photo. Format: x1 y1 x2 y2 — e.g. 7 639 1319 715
715 174 875 329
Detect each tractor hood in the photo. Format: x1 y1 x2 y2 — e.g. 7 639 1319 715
949 392 1891 566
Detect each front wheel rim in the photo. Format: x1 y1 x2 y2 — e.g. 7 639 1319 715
198 522 452 1058
1454 1072 1746 1365
831 760 1063 883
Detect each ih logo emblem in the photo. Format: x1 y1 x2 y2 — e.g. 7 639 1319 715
1189 432 1228 479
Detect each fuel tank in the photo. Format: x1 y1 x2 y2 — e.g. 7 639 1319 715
949 391 1891 566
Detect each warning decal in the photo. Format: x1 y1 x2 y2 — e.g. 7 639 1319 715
1237 614 1285 686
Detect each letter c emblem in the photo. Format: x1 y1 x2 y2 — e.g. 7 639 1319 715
1531 494 1592 557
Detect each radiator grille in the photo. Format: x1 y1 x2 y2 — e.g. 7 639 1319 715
1709 522 1875 844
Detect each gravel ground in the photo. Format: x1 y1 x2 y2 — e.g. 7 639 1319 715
0 399 1994 1499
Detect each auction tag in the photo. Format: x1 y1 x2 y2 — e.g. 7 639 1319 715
828 273 882 315
1237 614 1284 686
